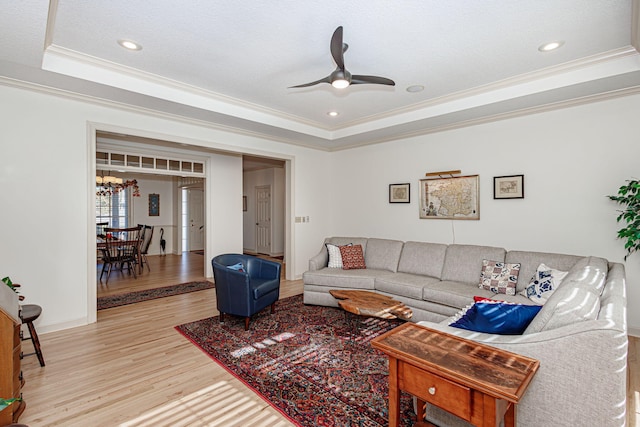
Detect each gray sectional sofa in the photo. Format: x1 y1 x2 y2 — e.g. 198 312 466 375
303 237 628 427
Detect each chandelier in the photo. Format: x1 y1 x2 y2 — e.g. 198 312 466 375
96 174 140 197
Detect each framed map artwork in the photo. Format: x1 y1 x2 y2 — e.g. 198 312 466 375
419 175 479 220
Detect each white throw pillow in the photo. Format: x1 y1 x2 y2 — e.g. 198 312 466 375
326 243 351 268
520 263 568 305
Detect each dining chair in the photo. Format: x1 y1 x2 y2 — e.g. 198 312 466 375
99 225 142 283
96 221 109 237
137 224 154 272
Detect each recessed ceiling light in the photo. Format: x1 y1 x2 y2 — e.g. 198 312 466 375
327 111 339 117
118 39 142 51
406 85 424 93
538 41 564 52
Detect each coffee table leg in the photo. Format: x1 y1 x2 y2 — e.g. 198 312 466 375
388 356 400 427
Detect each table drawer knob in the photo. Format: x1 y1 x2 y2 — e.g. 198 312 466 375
428 386 436 395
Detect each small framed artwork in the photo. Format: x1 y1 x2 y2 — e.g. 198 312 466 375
242 196 247 211
389 183 410 203
148 193 160 216
493 175 524 199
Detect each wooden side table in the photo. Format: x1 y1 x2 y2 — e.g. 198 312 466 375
371 323 539 427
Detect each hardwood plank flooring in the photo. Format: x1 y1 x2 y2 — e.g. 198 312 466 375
17 253 640 426
23 259 301 426
97 252 207 297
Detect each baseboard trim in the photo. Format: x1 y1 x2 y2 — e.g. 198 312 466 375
628 326 640 338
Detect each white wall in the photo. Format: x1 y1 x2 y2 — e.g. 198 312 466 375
328 94 640 331
127 173 176 255
243 167 285 256
0 84 333 333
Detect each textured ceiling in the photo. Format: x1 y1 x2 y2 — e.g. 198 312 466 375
1 0 640 150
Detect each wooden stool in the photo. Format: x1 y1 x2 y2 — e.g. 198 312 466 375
20 304 45 367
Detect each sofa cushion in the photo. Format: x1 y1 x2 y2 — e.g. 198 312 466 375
524 256 608 334
375 272 441 300
505 250 582 293
302 268 389 290
364 238 404 272
340 244 367 270
520 263 568 305
397 241 448 278
422 280 494 309
450 300 542 335
441 245 506 285
478 260 521 295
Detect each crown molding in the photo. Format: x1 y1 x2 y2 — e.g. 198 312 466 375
327 84 640 152
3 63 640 153
331 47 640 137
0 75 331 152
42 44 333 137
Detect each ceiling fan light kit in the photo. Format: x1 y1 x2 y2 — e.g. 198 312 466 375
290 26 395 89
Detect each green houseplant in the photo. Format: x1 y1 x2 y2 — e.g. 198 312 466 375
609 179 640 260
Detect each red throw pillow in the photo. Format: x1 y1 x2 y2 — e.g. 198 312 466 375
474 295 496 302
340 244 366 270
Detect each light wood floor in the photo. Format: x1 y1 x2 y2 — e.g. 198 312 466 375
17 254 640 426
97 252 207 297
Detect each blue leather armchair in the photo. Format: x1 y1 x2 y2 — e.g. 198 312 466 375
212 254 281 330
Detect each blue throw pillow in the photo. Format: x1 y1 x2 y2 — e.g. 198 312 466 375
450 301 542 335
227 262 245 272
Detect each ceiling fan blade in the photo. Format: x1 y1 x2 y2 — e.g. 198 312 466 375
288 75 332 88
330 26 345 70
351 75 396 86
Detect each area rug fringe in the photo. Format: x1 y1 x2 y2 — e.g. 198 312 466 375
175 294 415 426
97 280 214 310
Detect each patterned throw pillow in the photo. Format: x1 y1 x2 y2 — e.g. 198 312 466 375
326 243 350 268
449 300 542 335
519 263 568 305
478 260 521 295
340 244 366 270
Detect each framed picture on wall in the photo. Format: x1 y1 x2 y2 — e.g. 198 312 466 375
419 175 480 219
149 193 160 216
389 183 410 203
493 175 524 199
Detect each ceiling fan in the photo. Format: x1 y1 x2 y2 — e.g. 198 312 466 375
289 26 395 89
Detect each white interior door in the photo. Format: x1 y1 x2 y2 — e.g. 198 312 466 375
188 188 205 251
256 185 271 254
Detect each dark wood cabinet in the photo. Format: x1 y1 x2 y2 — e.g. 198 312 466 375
0 285 25 425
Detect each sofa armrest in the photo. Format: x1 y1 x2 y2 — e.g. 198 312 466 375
309 247 328 271
416 320 627 427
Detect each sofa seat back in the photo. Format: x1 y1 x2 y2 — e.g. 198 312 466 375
441 244 506 285
364 238 404 272
397 241 448 278
505 250 582 294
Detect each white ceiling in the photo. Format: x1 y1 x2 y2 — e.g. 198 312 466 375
2 0 640 150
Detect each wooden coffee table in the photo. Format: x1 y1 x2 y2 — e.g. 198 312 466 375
371 323 539 427
329 289 413 320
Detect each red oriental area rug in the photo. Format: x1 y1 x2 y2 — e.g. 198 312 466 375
175 294 416 427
